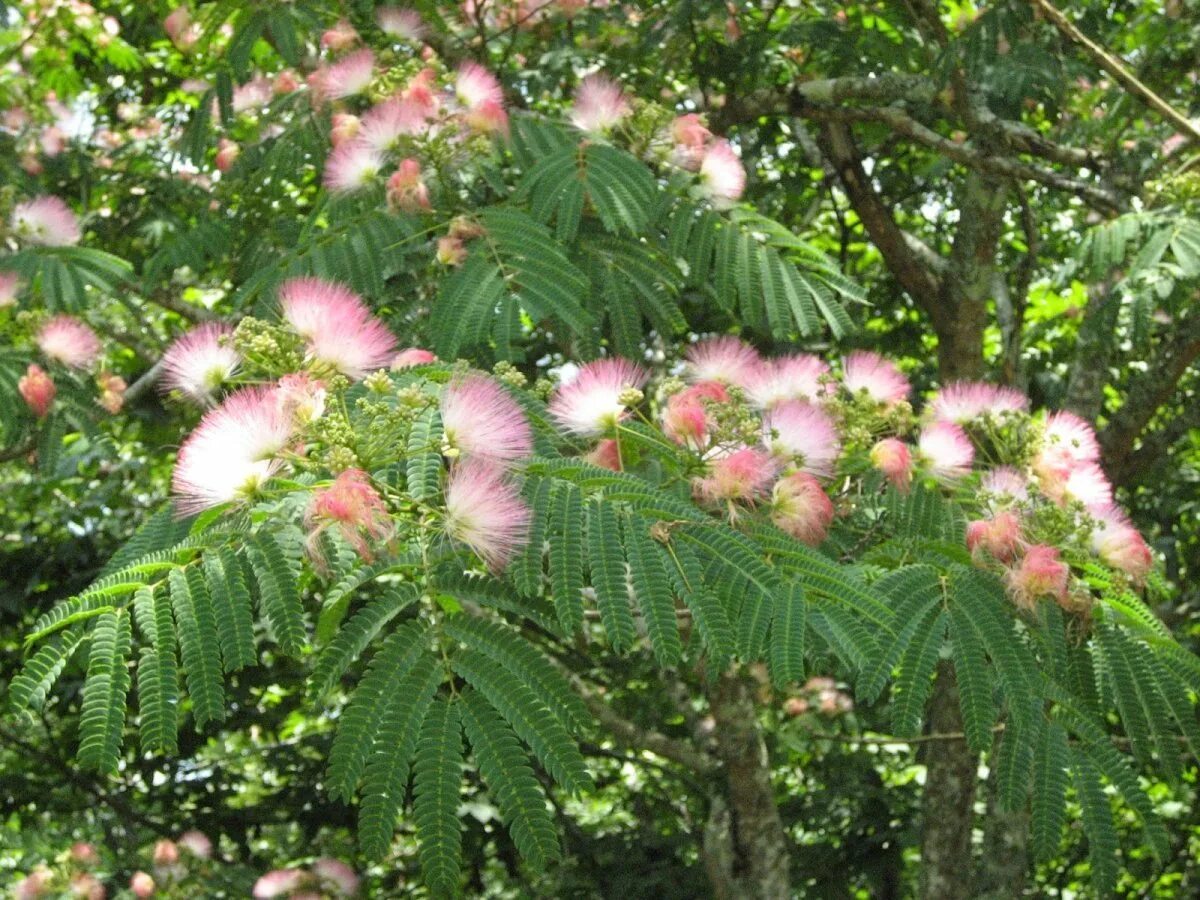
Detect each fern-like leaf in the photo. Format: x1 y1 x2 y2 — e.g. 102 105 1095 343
170 566 225 728
548 482 585 635
413 698 464 896
77 609 132 774
587 499 636 652
246 532 306 656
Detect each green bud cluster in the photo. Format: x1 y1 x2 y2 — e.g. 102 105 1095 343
492 361 528 388
231 317 306 375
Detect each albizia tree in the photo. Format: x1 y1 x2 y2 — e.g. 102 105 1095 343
2 2 1200 898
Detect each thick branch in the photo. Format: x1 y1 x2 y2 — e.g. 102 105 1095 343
1029 0 1200 146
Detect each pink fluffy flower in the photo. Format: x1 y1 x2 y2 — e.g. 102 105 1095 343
548 357 648 437
684 336 760 386
36 316 101 369
161 323 240 404
98 371 127 414
669 113 711 171
1005 544 1070 610
928 381 1030 423
585 438 622 471
842 351 910 406
746 353 830 408
253 868 307 899
312 858 360 897
1042 410 1100 463
392 347 437 369
318 49 375 101
456 62 503 110
274 372 327 425
1090 506 1153 582
323 140 385 193
231 77 273 114
164 6 197 49
178 830 213 860
570 74 630 133
320 19 360 51
663 381 728 448
763 400 841 479
359 98 428 152
376 6 427 40
694 446 777 503
153 839 179 867
440 374 533 464
386 158 431 212
465 98 509 135
1061 462 1113 510
980 466 1029 504
966 510 1022 563
11 196 81 246
306 468 391 564
0 270 20 307
130 872 156 899
699 140 746 208
172 386 296 514
443 459 531 571
278 278 397 379
870 438 914 492
70 842 100 866
330 112 361 147
918 421 975 481
214 138 240 172
770 471 834 546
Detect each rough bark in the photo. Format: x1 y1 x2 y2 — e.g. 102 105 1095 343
1063 284 1118 420
702 671 791 900
975 765 1031 899
918 665 979 900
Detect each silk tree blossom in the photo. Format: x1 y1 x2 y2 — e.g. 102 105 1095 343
392 347 437 369
763 400 841 479
323 140 386 193
178 830 213 860
1041 410 1100 463
161 323 240 403
312 858 361 896
376 6 427 40
980 466 1030 504
172 386 296 514
1005 544 1070 610
548 357 648 437
274 373 327 425
746 353 830 408
684 336 760 386
669 113 711 171
771 471 835 546
1090 506 1154 581
153 838 179 867
130 872 156 898
842 351 910 406
966 511 1023 563
444 459 531 571
663 381 728 449
440 374 533 464
318 49 375 101
699 140 746 208
570 74 629 133
465 99 509 135
456 62 503 110
18 364 55 418
0 271 19 307
1061 462 1113 510
585 438 622 471
386 158 431 212
278 277 397 379
918 421 974 481
330 112 361 147
98 372 127 414
870 438 913 492
306 468 391 564
36 316 101 369
252 868 307 899
928 381 1029 423
231 77 273 114
320 19 360 51
694 446 777 504
214 138 239 172
359 98 428 152
11 196 81 246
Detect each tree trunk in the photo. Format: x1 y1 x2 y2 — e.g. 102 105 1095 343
702 670 791 900
918 664 979 900
1064 283 1118 418
975 761 1030 899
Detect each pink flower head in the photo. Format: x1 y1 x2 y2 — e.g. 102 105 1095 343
699 140 746 208
14 867 52 900
18 364 55 418
318 49 375 101
214 138 239 172
36 315 101 369
763 400 841 479
278 278 397 379
359 98 427 152
684 336 760 387
456 62 503 110
465 98 509 135
161 323 240 404
402 68 440 117
585 438 622 471
392 347 437 369
69 874 104 900
746 353 829 408
1090 506 1153 582
323 140 385 193
274 70 300 94
842 351 910 406
770 471 834 546
570 74 630 133
870 438 914 492
330 112 360 146
164 6 197 49
694 446 777 503
377 7 427 41
172 386 296 514
386 158 431 213
312 858 360 896
231 77 273 114
70 842 100 866
130 872 155 899
928 381 1029 423
0 270 20 307
980 466 1029 504
12 196 81 246
178 830 213 859
548 357 648 437
1005 544 1070 610
440 374 533 464
966 510 1022 563
1040 410 1100 464
1061 462 1113 511
444 459 531 571
669 113 711 171
253 868 307 899
307 468 391 563
98 371 127 414
663 381 728 449
321 19 360 51
918 421 975 481
153 839 179 867
274 372 327 425
39 125 65 157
